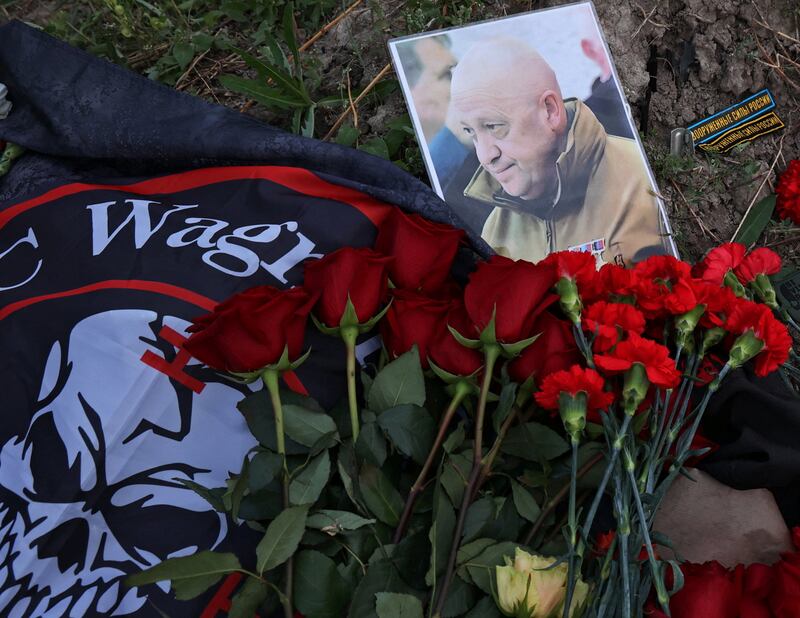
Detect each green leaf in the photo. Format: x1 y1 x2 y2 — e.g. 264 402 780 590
375 592 423 618
283 404 338 447
231 454 250 520
358 463 404 526
355 421 387 467
176 479 226 512
443 421 466 454
440 452 472 507
359 137 390 159
463 497 500 542
347 560 414 618
335 124 359 147
377 404 435 465
337 441 363 511
256 505 309 575
306 509 375 534
462 541 518 594
238 391 306 454
511 480 541 523
426 481 456 586
290 451 330 506
173 42 194 69
295 550 350 618
501 422 569 461
733 194 776 247
238 487 283 520
228 576 268 618
465 597 503 618
441 575 478 618
125 551 240 599
249 450 283 493
301 104 316 138
492 383 518 434
281 2 301 76
219 74 305 110
231 47 311 104
368 346 426 412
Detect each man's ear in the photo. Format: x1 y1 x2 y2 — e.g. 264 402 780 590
540 91 563 131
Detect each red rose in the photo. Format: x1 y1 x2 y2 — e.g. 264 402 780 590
667 561 740 618
463 255 556 342
185 286 316 372
428 301 483 377
594 333 681 389
303 247 392 328
374 207 465 293
535 365 614 413
776 159 800 224
583 301 646 352
735 247 782 283
508 312 581 384
695 243 746 286
381 290 453 368
726 300 792 376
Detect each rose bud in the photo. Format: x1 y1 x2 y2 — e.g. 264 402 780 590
381 290 453 368
374 207 465 294
495 547 588 618
508 311 581 386
303 247 393 330
184 285 316 373
462 255 556 353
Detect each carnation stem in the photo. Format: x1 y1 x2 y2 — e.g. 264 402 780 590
625 460 669 613
262 369 294 618
342 326 360 442
562 437 581 618
392 381 471 544
612 459 632 618
433 344 501 617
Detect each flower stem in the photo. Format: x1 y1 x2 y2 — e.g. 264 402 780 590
262 369 294 618
342 326 360 442
433 344 501 616
562 437 581 618
393 381 471 544
612 459 632 618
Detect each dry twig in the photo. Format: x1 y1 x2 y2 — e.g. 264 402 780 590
323 63 393 141
670 179 721 243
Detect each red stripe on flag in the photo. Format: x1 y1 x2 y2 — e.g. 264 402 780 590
0 165 392 230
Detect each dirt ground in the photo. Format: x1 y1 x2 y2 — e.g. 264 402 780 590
4 0 800 263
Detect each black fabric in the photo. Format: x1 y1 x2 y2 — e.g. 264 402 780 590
701 365 800 526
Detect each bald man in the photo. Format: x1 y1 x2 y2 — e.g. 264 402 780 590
450 38 670 265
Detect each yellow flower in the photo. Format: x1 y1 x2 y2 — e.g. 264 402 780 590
494 548 588 618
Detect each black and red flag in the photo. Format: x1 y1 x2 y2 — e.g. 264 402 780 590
0 21 483 618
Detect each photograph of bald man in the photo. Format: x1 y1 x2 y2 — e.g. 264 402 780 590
451 38 670 265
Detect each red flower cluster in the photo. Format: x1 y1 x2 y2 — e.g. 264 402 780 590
648 528 800 618
535 365 615 414
776 160 800 224
726 300 792 376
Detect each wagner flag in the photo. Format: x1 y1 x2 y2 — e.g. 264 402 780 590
0 21 483 618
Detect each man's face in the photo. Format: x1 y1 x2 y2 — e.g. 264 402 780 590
454 94 560 201
410 38 457 140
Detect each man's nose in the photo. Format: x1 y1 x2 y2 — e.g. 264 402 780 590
475 135 501 167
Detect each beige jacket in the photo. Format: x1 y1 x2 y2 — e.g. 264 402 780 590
464 100 670 265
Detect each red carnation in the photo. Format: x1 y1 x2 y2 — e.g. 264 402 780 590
463 255 556 343
508 311 581 384
374 207 465 294
776 160 800 224
303 247 392 328
594 333 681 389
695 243 746 286
599 263 639 299
633 255 693 317
669 561 740 618
734 247 782 283
535 365 614 412
725 300 792 376
583 301 646 352
541 249 597 287
699 284 739 329
380 290 452 368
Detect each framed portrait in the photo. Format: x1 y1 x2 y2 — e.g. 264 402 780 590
388 1 677 267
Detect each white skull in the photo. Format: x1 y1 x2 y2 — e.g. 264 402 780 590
0 309 257 617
